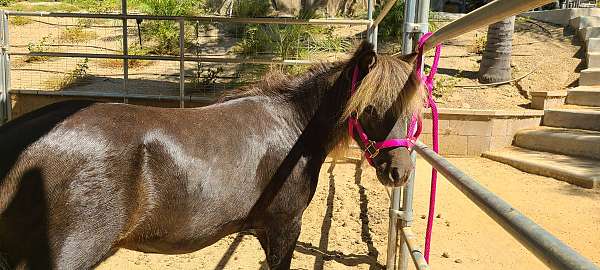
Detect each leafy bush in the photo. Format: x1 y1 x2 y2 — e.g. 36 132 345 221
374 0 405 41
139 0 198 54
234 0 271 17
234 9 350 61
0 0 12 7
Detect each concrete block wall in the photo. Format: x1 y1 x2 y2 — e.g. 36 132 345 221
419 108 543 156
10 93 213 118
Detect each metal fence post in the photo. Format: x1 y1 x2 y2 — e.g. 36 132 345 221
179 18 185 108
0 11 10 124
122 0 129 104
367 0 375 49
388 0 419 269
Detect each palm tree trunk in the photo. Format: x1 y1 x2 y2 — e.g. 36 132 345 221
478 16 515 83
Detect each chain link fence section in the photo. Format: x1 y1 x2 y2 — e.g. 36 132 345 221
6 12 370 109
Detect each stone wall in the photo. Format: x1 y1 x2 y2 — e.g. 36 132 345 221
419 108 543 156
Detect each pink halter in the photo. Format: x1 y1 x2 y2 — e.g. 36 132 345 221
347 66 423 166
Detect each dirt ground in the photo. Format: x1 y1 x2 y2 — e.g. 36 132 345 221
381 18 582 111
96 157 600 270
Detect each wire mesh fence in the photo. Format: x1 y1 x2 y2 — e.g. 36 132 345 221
6 12 370 107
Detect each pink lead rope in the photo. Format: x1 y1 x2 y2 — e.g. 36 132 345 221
417 32 442 263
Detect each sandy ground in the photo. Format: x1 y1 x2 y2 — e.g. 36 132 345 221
96 157 600 270
381 19 582 110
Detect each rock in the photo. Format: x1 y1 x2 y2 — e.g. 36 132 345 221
436 213 442 218
445 221 451 227
442 252 450 258
454 259 463 263
420 215 426 219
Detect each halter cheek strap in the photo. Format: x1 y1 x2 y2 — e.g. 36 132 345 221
347 66 422 166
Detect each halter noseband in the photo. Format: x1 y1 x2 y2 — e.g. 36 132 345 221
347 66 422 166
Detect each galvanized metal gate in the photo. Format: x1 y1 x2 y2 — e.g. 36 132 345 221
0 10 10 123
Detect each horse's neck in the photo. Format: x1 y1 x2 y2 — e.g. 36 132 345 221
281 69 349 158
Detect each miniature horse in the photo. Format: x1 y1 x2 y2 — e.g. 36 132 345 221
0 42 423 269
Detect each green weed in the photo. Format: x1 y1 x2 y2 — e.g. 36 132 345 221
25 36 52 63
60 27 98 43
45 58 92 90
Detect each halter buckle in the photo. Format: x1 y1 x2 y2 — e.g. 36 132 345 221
365 140 380 159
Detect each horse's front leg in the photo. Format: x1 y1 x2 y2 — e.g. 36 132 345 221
256 216 301 270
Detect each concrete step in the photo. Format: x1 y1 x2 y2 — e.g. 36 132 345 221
580 68 600 86
514 127 600 160
587 38 600 52
483 147 600 189
570 16 600 30
580 26 600 41
521 8 600 26
588 52 600 68
567 86 600 106
543 109 600 131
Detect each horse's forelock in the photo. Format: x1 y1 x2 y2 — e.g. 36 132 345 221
341 54 424 121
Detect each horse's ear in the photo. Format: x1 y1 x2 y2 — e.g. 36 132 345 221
353 41 377 75
398 53 419 64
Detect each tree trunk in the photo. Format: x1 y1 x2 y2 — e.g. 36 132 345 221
478 16 515 83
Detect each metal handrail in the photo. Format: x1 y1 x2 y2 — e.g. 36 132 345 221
421 0 554 52
412 141 599 270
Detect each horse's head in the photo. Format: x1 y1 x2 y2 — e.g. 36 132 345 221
340 42 424 187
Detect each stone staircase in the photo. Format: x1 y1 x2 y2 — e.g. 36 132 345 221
484 9 600 189
483 108 600 189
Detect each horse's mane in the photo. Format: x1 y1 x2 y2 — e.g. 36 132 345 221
218 42 424 120
217 62 339 103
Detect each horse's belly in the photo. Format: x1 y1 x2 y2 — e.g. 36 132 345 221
122 219 243 255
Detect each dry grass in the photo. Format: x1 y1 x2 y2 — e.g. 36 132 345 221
44 59 92 90
95 58 153 69
59 27 98 43
9 16 33 26
468 33 487 54
44 73 89 90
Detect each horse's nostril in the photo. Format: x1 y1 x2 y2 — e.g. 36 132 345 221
390 167 409 184
391 168 401 182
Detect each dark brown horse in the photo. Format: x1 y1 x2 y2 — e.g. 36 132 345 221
0 42 423 270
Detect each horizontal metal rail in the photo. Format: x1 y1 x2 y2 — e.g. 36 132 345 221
421 0 554 52
400 227 430 270
10 52 315 65
4 11 371 25
412 141 599 270
10 89 216 102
